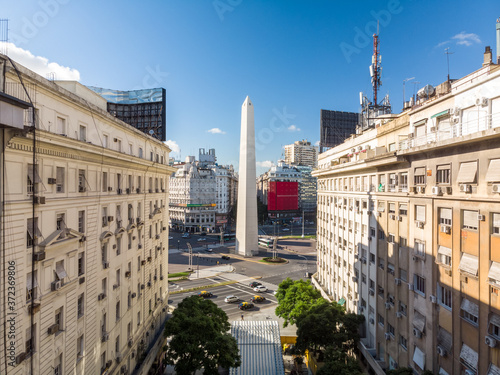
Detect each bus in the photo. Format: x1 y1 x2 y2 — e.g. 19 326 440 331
258 237 274 248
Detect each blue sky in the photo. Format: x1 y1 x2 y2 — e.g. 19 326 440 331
3 0 500 174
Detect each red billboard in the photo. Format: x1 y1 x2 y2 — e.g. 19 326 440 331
268 181 298 211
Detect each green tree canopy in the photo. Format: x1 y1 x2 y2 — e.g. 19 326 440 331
316 352 363 375
164 295 241 375
275 278 325 327
387 368 433 375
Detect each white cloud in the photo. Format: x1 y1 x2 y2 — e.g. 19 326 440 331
287 124 301 132
314 140 320 146
207 127 226 134
256 160 273 168
435 40 451 48
451 32 481 47
0 42 80 80
165 140 180 155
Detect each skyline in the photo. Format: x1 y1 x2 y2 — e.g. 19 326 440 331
2 0 500 174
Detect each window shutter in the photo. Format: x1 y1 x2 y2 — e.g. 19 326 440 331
415 205 426 222
463 210 478 228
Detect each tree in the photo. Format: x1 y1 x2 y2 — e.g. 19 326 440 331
257 198 268 224
164 295 241 375
387 368 433 375
316 352 362 375
275 278 325 327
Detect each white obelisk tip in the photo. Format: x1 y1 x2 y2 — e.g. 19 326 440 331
243 96 252 106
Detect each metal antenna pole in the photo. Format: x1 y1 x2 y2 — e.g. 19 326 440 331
403 77 414 108
445 47 454 82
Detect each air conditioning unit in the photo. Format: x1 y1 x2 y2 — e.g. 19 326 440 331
389 214 396 220
369 317 375 324
147 282 151 287
125 271 131 278
445 269 452 276
113 284 119 290
78 186 86 192
396 215 402 221
413 328 422 338
375 212 381 217
79 276 85 284
141 260 146 265
51 280 62 291
385 302 392 310
138 244 143 249
147 256 152 262
155 234 160 240
430 126 436 132
107 216 114 222
478 214 485 221
48 177 56 185
409 186 416 193
47 323 59 335
384 333 391 340
121 365 127 374
396 311 403 318
359 306 365 313
452 117 460 123
417 186 425 194
486 335 498 347
126 188 130 194
160 276 164 280
369 288 375 296
117 189 122 195
34 196 46 204
106 360 113 367
431 186 442 195
107 186 113 191
395 278 401 285
408 283 414 291
103 262 110 269
459 184 471 193
79 236 86 242
361 257 367 264
34 251 46 261
450 107 461 116
116 353 122 363
408 132 415 138
98 293 106 301
16 352 26 364
140 284 145 290
493 184 500 193
437 345 447 357
102 333 109 342
445 186 452 194
430 295 437 304
476 97 488 107
415 221 424 229
440 224 451 234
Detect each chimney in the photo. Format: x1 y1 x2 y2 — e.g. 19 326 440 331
497 17 500 64
484 46 493 66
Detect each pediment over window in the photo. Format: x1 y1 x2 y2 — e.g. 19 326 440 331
39 228 84 248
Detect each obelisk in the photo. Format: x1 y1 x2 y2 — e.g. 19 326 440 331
236 96 258 257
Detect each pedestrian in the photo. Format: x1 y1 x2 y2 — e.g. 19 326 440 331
241 314 244 320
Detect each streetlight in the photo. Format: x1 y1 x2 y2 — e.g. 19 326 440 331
298 255 308 277
177 240 180 251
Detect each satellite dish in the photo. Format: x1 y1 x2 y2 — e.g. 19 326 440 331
149 130 154 135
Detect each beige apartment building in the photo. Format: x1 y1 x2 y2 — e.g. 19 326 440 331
0 55 175 375
313 49 500 374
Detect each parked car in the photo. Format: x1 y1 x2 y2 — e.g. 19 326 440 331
249 281 262 288
205 248 213 253
238 302 254 310
224 295 239 303
197 238 206 242
197 291 213 298
200 232 207 236
251 295 266 303
253 285 268 292
282 228 290 232
168 236 173 240
182 233 190 238
221 255 230 260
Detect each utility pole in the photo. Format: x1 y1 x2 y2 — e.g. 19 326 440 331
301 211 304 238
187 243 192 271
403 77 414 108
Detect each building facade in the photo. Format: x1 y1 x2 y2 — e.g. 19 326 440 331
314 50 500 374
319 109 360 153
0 55 175 375
284 139 317 168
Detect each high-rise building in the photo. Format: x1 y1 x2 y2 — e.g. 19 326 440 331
0 55 174 375
284 139 317 168
319 109 360 153
313 47 500 374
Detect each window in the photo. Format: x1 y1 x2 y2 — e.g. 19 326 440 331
399 236 407 247
388 233 395 243
437 246 452 266
117 139 122 152
362 273 367 284
115 335 120 353
78 252 85 276
101 243 108 263
377 201 385 212
56 116 66 134
128 233 132 250
77 293 84 318
457 161 478 184
102 207 108 227
27 217 41 248
103 134 108 148
369 253 375 264
488 314 500 338
388 202 396 214
55 307 63 331
116 301 120 321
399 301 407 316
388 143 396 152
388 323 395 337
129 143 133 155
387 263 395 275
117 173 122 190
116 237 121 255
78 169 86 192
78 210 85 233
399 335 407 350
399 204 407 216
26 271 38 303
399 268 408 282
378 314 384 327
56 167 65 193
102 278 107 295
463 210 478 230
436 164 451 184
378 257 385 270
493 213 500 234
437 284 452 310
378 284 384 297
369 279 375 290
56 213 66 231
55 260 67 282
54 353 62 375
414 274 425 296
26 324 35 354
415 205 426 222
414 167 426 185
414 240 425 257
139 147 143 158
378 230 385 240
439 207 452 226
27 164 41 194
102 172 108 192
116 269 121 287
459 252 479 277
399 172 408 189
461 298 479 325
77 334 84 360
79 125 86 142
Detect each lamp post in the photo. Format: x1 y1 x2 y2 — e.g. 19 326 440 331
298 255 308 276
177 240 180 251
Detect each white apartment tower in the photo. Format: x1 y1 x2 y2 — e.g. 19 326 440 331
0 55 175 375
284 139 317 168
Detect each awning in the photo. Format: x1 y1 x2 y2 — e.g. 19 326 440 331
413 119 427 127
489 262 500 284
414 167 426 176
437 328 452 353
459 253 479 276
413 346 425 370
461 298 479 317
55 263 68 280
437 164 450 171
457 162 478 183
338 298 346 306
488 363 500 375
486 159 500 182
438 246 452 258
440 208 452 220
413 310 426 332
460 343 478 371
416 205 426 222
26 275 38 290
431 110 450 118
463 210 478 229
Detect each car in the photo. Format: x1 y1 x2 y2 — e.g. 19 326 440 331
249 281 262 288
221 255 230 260
282 228 290 231
200 232 207 236
205 248 213 253
197 238 206 242
238 302 254 310
182 233 190 238
251 295 266 303
253 285 267 292
197 291 213 298
168 236 173 240
224 295 239 303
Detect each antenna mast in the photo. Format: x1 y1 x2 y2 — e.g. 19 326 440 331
445 47 454 82
371 26 381 105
